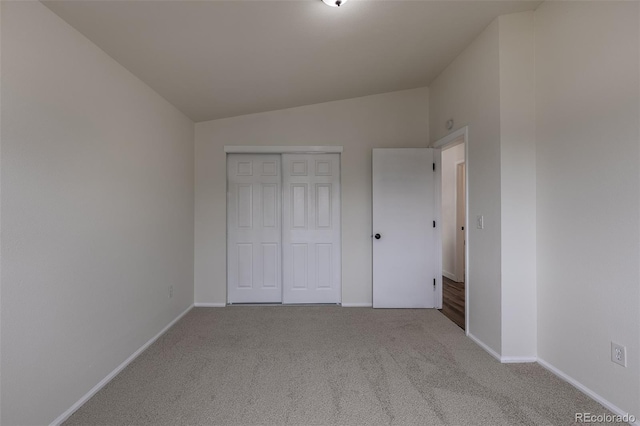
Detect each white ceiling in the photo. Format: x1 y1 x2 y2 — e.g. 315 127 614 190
44 0 541 122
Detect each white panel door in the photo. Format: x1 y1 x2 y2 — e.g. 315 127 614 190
227 154 282 303
282 154 341 304
372 149 437 308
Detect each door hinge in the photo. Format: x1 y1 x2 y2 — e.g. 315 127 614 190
433 163 436 171
433 278 436 289
433 220 436 228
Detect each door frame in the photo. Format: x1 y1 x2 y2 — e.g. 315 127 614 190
224 146 343 305
432 127 469 334
224 146 343 154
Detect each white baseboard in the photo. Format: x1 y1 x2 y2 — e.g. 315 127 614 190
467 332 502 362
443 270 457 281
537 358 638 425
501 356 537 363
50 304 194 426
467 333 538 364
197 302 371 308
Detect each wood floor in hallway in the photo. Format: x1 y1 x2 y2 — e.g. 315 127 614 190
439 276 465 330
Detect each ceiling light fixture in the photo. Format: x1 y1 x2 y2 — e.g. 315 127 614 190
322 0 347 7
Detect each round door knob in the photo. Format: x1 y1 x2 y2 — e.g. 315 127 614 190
375 233 381 239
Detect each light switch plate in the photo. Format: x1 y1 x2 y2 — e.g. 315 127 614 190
476 215 484 229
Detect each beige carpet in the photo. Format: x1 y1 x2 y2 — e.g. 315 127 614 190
65 307 616 425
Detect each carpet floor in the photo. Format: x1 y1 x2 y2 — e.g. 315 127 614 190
65 307 616 425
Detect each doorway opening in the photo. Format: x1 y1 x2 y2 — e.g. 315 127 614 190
433 128 468 331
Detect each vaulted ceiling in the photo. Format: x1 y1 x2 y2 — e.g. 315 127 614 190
44 0 541 122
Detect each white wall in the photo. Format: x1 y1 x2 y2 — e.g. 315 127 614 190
195 88 429 305
441 143 465 280
498 11 536 360
429 12 538 361
535 1 639 418
0 2 3 423
429 19 503 353
1 2 195 425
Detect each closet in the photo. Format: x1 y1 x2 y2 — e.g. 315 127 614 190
227 153 341 304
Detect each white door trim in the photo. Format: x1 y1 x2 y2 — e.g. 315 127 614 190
432 126 469 334
432 126 467 149
225 146 343 154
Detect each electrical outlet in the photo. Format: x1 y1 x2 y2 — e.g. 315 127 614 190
169 285 174 299
611 342 626 367
476 215 484 229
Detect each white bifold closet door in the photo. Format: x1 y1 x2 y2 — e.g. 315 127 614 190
282 154 341 304
227 154 282 303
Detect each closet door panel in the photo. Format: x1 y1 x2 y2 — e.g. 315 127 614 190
227 154 282 303
282 154 341 304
